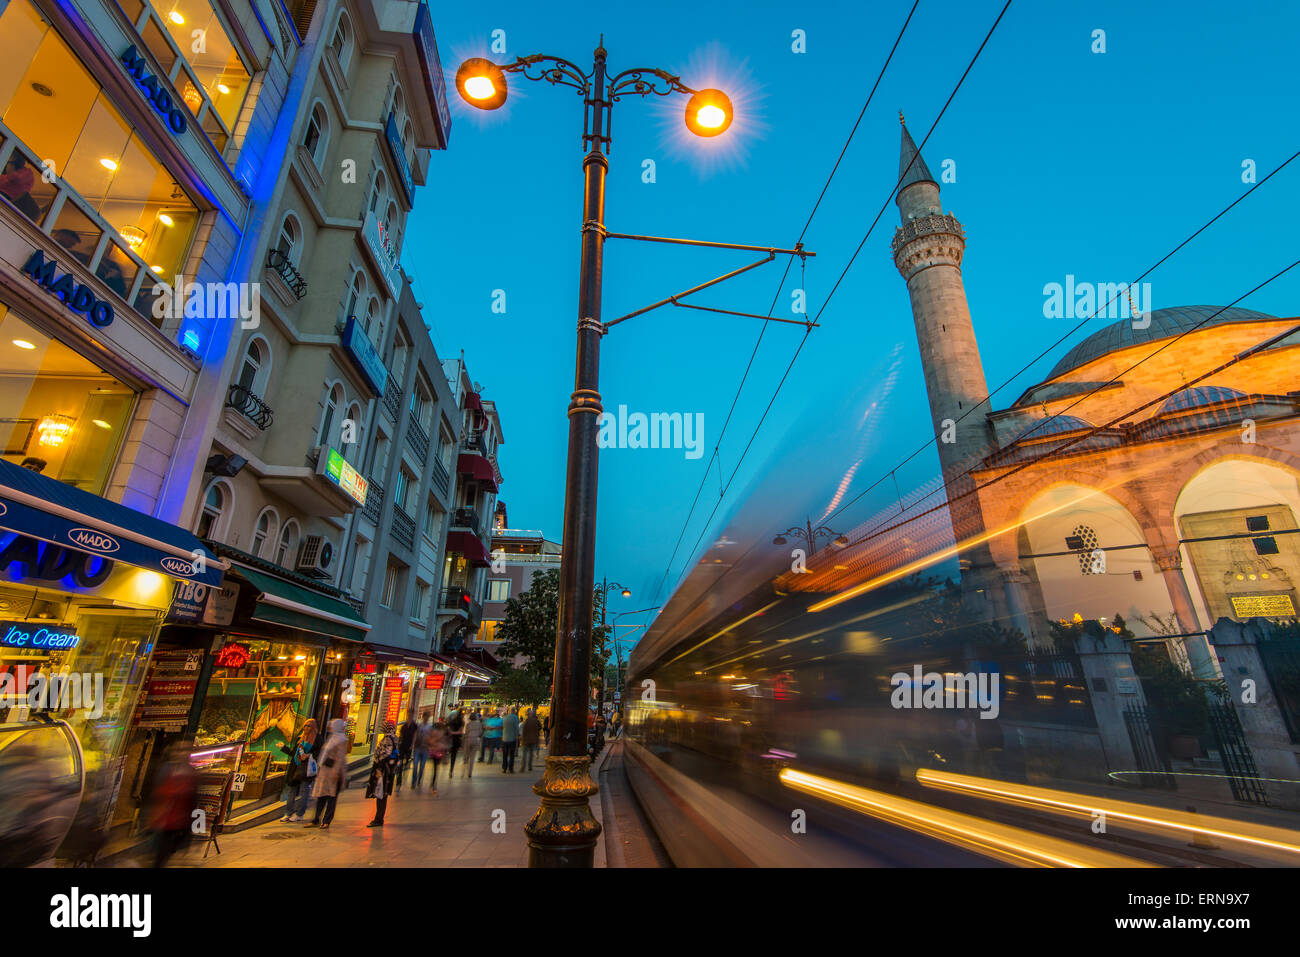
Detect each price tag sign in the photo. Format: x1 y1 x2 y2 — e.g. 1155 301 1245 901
184 653 201 672
231 772 247 793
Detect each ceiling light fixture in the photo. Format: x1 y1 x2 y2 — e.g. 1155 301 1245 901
12 339 35 350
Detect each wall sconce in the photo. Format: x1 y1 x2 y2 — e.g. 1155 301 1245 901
37 414 75 448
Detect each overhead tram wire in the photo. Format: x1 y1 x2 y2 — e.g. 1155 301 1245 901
647 0 923 610
653 0 1016 607
819 145 1300 530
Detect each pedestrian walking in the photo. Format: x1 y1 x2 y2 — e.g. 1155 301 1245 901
501 706 520 773
395 715 418 791
366 721 400 827
446 706 465 775
309 718 348 829
142 743 198 867
520 708 541 772
482 708 503 765
612 710 623 738
280 718 319 822
426 718 451 794
462 711 484 778
542 712 550 745
411 715 432 789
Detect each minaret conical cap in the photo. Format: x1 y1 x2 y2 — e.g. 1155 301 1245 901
898 114 938 196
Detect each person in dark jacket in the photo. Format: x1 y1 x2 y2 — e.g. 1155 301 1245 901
395 717 418 791
446 707 465 775
520 708 541 772
280 719 319 822
143 743 198 867
366 722 399 827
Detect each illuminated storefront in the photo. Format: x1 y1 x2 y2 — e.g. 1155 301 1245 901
345 644 433 756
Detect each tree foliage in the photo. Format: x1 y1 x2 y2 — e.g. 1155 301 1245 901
495 568 611 695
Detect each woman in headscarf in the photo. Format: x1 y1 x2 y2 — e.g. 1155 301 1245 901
280 718 319 823
426 718 451 796
365 720 399 827
309 718 349 829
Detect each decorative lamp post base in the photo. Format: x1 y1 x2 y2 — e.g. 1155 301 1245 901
524 754 602 867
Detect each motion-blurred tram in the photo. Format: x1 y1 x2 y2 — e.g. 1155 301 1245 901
622 559 1300 868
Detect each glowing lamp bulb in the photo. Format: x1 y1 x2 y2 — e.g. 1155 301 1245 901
169 11 184 24
696 105 725 128
464 75 495 100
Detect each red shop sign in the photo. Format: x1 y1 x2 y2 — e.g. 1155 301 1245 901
425 673 446 690
214 641 250 669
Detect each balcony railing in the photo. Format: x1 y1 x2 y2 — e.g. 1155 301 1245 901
382 378 403 423
440 586 471 612
431 457 451 497
225 383 274 430
451 507 479 534
362 478 384 525
392 507 416 552
406 418 430 462
266 248 307 300
463 431 487 454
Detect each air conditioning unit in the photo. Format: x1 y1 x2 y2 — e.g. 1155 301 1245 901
297 535 334 577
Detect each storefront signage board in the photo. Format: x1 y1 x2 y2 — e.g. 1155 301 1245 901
412 2 452 148
385 112 414 205
382 676 404 726
0 620 80 649
320 448 368 507
425 673 445 690
214 641 251 669
342 315 388 397
362 211 402 297
22 249 115 328
120 46 188 135
168 581 238 626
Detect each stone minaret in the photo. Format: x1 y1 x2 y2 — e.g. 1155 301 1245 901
890 114 1003 619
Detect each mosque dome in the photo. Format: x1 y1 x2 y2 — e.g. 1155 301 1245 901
1158 385 1247 415
1047 306 1277 380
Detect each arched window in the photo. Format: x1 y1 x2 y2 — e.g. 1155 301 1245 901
391 85 405 123
320 382 345 447
365 297 382 348
344 401 363 450
368 170 387 215
237 337 269 395
276 214 301 266
252 507 279 558
196 481 230 540
403 118 414 164
345 270 366 321
329 12 353 71
303 103 330 168
384 200 398 240
275 519 301 568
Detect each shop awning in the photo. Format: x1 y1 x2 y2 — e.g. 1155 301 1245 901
231 564 370 643
456 453 497 492
445 530 490 567
0 458 224 586
357 642 432 668
464 391 483 412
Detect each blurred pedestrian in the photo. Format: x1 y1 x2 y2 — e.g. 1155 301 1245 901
411 715 432 789
142 743 198 867
462 711 484 778
310 718 348 829
396 715 418 791
280 718 319 822
520 708 541 772
426 718 451 795
542 712 550 745
482 708 503 765
500 706 520 773
446 706 465 775
612 710 623 738
366 721 399 827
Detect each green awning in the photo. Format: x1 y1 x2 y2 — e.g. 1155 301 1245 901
232 564 370 643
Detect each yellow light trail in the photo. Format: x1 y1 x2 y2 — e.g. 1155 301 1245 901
661 599 782 667
916 768 1300 858
808 482 1126 614
779 768 1150 868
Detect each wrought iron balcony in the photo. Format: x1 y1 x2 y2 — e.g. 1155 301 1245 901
451 507 480 534
362 478 384 525
441 586 471 612
431 457 451 497
392 507 416 552
266 248 307 300
463 430 487 455
225 383 274 430
406 418 430 462
382 378 403 423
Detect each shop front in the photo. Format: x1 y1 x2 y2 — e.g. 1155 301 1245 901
0 453 223 831
187 558 368 810
345 643 432 756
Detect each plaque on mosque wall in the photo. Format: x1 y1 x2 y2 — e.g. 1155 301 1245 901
1230 593 1296 618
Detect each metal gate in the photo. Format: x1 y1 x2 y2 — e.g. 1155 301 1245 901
1207 701 1269 806
1122 703 1175 788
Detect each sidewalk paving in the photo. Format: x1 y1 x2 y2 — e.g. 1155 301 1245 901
170 748 607 868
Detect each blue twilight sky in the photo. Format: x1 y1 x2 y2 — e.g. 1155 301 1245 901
403 0 1300 635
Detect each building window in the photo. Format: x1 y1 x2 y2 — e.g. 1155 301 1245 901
1 0 201 286
410 579 429 622
195 480 228 539
393 465 412 512
345 270 366 321
410 381 432 431
487 579 510 602
343 401 362 451
319 382 343 447
368 169 386 216
365 297 382 349
423 498 442 541
236 337 268 395
251 507 278 558
276 215 302 266
477 619 501 643
275 519 300 568
144 0 252 135
302 102 329 169
372 429 391 478
329 12 353 71
438 425 454 468
380 559 401 608
0 304 136 493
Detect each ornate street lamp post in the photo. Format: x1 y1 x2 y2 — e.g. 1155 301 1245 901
773 518 850 555
456 41 735 868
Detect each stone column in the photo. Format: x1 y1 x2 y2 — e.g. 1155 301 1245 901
999 566 1037 647
1150 547 1218 679
1207 617 1300 810
1075 627 1145 776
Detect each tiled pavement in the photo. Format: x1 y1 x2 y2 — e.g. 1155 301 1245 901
173 748 608 868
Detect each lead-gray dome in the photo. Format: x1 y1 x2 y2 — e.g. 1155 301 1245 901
1047 306 1277 380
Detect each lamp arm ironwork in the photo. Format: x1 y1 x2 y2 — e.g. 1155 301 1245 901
501 54 591 94
607 67 696 100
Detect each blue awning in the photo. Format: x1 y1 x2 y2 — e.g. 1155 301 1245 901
0 458 223 586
